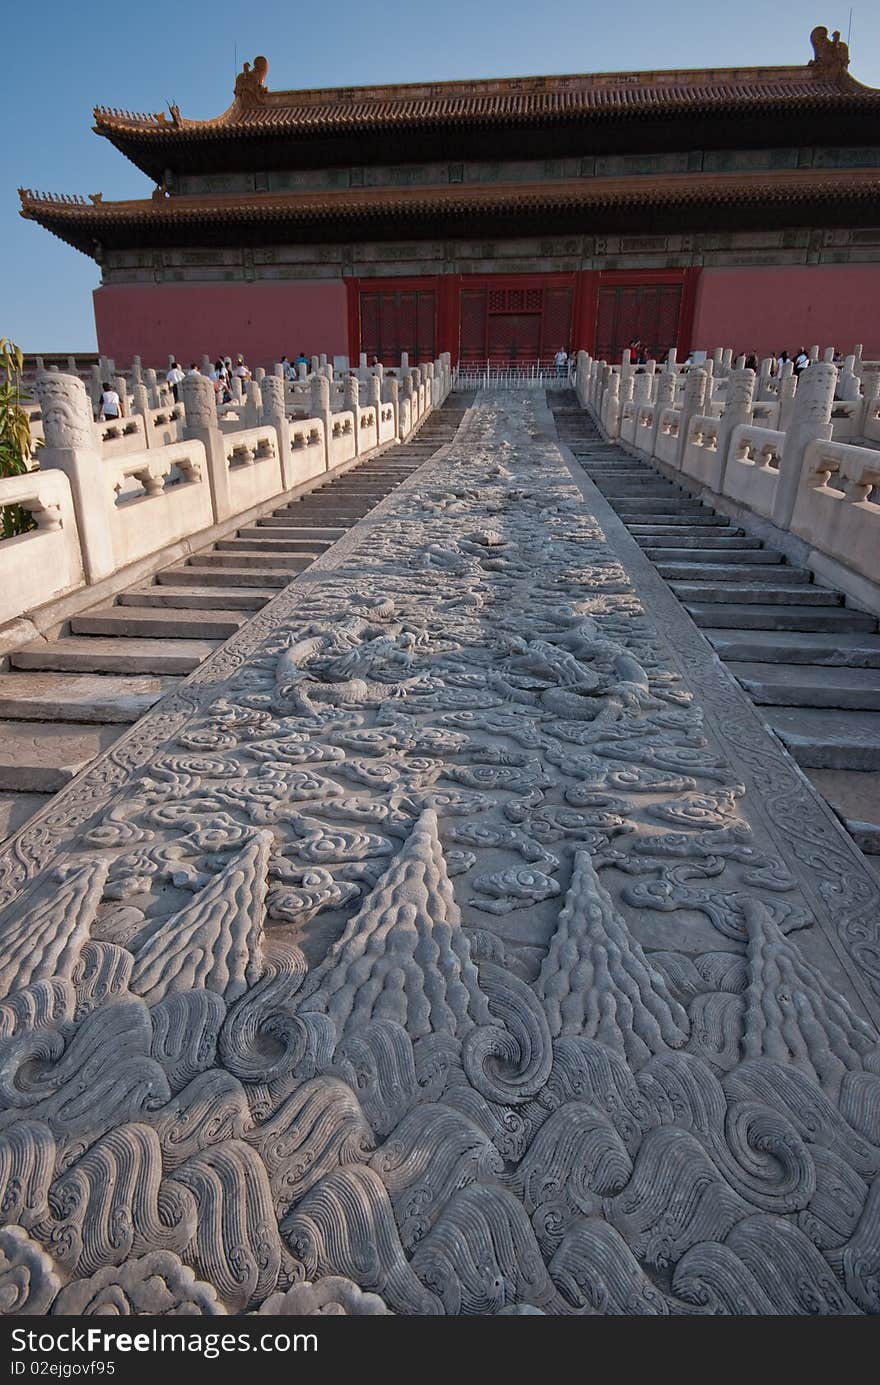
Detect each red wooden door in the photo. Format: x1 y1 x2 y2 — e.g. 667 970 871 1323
595 283 682 361
487 313 542 362
359 289 437 363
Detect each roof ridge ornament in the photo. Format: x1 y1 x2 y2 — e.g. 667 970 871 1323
809 25 850 79
234 55 269 106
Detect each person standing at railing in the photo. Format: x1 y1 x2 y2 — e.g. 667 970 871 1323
97 381 121 421
166 360 185 403
554 347 569 378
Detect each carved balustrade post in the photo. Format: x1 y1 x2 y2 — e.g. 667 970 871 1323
385 375 399 440
344 374 361 455
261 375 294 489
310 374 332 470
716 368 755 492
36 373 115 582
772 361 836 531
182 372 232 522
676 367 708 469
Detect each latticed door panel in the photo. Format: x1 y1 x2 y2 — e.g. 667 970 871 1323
540 288 574 358
595 284 682 362
487 313 542 362
359 293 382 361
415 292 437 362
459 289 488 362
359 289 437 364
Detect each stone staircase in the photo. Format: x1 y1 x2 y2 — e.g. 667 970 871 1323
549 395 880 873
0 401 469 843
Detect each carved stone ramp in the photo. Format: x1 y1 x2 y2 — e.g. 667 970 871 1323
551 395 880 874
0 390 878 1316
0 402 469 844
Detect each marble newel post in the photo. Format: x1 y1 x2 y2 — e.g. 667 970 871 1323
715 368 755 492
772 362 836 532
310 373 332 471
676 367 708 469
651 370 677 454
261 376 294 490
384 375 399 439
182 372 233 523
243 378 263 429
602 373 621 440
344 374 360 454
778 361 798 431
35 374 114 582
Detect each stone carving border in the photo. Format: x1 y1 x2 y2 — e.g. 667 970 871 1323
549 404 880 1025
0 405 477 908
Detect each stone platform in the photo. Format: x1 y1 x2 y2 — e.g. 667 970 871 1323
0 393 877 1315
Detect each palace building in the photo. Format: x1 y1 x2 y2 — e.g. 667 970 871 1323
19 27 880 367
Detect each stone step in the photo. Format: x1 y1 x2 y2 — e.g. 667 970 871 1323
187 550 313 571
610 498 706 513
257 518 347 534
727 661 880 710
0 671 179 722
601 488 691 500
322 484 392 494
645 547 782 564
288 496 372 510
0 791 47 842
626 517 732 530
119 585 275 611
158 565 292 589
805 768 880 854
0 720 124 792
11 636 218 675
686 602 872 632
658 562 806 583
763 706 880 770
216 538 327 558
636 534 760 549
674 582 837 606
279 509 367 523
702 627 880 667
71 605 246 640
236 527 334 549
616 512 722 526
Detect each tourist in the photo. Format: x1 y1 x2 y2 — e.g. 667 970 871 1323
186 362 200 376
776 349 790 376
745 352 758 371
166 359 185 402
233 355 252 381
98 381 121 421
296 351 308 370
554 347 569 377
794 347 810 376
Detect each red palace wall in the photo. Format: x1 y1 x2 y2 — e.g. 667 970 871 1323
691 265 880 360
94 265 880 368
93 280 350 369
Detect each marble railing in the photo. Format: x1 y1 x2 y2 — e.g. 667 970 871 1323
0 353 451 631
575 347 880 613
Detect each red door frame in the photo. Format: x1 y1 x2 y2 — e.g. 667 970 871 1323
347 267 700 364
592 268 700 360
346 276 446 363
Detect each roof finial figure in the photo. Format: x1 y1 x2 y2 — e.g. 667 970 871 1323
809 25 850 78
234 55 269 104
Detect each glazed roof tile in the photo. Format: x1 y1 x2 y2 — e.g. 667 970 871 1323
91 60 879 142
19 167 880 257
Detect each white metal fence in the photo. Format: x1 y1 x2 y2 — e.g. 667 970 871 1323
452 361 575 391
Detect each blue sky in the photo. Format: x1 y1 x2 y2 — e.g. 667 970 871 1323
5 1 879 350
